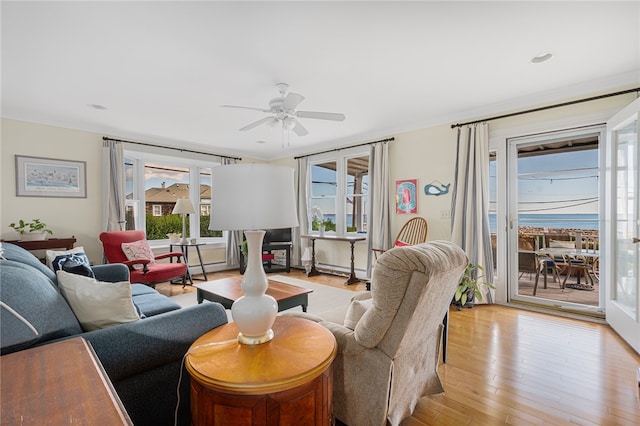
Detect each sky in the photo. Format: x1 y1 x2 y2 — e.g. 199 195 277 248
490 149 599 215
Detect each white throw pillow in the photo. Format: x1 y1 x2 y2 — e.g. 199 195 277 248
121 240 156 270
343 298 373 330
56 270 140 331
46 247 90 272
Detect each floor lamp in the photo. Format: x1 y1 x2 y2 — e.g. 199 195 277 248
211 164 298 345
172 198 196 245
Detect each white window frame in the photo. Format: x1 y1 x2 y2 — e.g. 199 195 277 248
152 204 162 216
123 145 223 245
307 146 369 236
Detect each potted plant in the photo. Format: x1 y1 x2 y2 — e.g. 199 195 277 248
9 219 53 241
453 263 495 310
167 232 181 244
310 206 325 236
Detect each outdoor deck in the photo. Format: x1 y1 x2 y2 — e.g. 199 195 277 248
517 271 599 306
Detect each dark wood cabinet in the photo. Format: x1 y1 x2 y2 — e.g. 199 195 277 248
2 237 76 263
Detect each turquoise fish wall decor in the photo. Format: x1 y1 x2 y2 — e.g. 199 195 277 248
424 181 450 196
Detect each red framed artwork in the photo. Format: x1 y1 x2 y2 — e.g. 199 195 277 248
396 179 417 214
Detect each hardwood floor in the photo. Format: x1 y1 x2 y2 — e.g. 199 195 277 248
156 269 640 425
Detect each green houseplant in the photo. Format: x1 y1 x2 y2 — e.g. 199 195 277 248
453 263 495 310
9 219 53 241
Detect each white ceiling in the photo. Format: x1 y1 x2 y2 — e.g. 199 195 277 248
2 1 639 160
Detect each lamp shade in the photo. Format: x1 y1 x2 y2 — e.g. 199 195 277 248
172 198 196 215
210 164 299 231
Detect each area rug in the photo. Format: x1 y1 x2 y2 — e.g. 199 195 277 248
170 274 355 317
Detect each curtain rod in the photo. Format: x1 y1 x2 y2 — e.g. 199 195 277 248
102 137 242 161
293 137 395 160
450 87 640 129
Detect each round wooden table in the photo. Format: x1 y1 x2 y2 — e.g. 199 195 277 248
186 316 337 426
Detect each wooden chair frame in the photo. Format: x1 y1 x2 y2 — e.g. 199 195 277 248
372 217 428 260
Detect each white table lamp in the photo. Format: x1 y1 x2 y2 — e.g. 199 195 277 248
211 163 299 345
172 198 196 244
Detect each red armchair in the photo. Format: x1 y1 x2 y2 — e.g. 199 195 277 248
99 230 187 288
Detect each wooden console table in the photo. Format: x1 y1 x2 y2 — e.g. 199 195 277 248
2 237 76 263
1 337 132 425
301 234 366 285
186 316 336 426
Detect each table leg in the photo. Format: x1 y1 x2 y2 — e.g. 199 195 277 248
285 245 291 273
344 241 360 285
195 245 207 281
182 246 194 285
307 238 321 277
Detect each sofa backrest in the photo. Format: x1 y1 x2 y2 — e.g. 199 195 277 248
1 259 82 355
1 242 57 286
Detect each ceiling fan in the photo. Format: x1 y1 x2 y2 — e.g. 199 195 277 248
221 83 345 137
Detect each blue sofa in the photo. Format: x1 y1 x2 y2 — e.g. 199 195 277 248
0 242 228 426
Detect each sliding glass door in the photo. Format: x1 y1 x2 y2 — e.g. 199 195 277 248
507 125 605 314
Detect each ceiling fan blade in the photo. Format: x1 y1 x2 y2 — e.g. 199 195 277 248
292 119 309 136
295 111 346 121
283 92 304 110
239 116 276 131
221 105 270 113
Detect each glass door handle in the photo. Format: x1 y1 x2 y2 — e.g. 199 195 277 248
633 237 640 244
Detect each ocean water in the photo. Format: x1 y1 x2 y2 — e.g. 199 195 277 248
323 213 599 232
489 213 598 232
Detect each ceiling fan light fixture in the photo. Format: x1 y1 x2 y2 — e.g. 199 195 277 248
283 117 296 130
222 82 344 137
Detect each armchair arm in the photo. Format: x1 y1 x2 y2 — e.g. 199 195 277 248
92 263 130 283
121 259 150 268
155 251 184 262
284 311 368 353
80 302 228 382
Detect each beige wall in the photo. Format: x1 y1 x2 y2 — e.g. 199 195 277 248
389 124 458 241
1 119 105 263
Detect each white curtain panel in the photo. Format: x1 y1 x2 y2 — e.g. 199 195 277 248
366 141 391 277
451 123 495 302
102 140 126 231
294 157 310 267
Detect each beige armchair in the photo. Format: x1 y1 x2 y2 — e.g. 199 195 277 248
286 240 467 426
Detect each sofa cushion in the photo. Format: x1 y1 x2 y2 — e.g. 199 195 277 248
131 286 181 317
0 242 57 287
57 270 140 331
1 260 82 355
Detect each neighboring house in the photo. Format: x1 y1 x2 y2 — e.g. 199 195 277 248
133 183 212 217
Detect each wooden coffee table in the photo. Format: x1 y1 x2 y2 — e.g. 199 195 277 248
194 277 313 312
